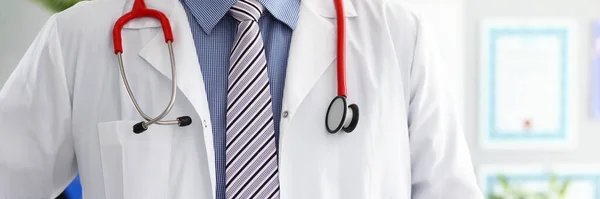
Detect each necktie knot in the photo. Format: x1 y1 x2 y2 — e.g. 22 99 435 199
229 0 264 22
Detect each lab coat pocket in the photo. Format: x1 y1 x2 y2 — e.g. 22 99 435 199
97 121 174 199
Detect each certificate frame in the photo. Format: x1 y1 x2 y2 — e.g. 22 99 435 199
479 18 578 149
593 20 600 119
479 164 600 199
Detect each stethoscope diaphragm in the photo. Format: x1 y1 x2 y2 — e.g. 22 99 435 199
325 96 359 133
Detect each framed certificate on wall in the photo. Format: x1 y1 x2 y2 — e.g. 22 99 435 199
479 18 578 149
592 20 600 119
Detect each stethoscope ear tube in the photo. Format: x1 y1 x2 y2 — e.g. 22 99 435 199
116 41 192 133
113 0 193 134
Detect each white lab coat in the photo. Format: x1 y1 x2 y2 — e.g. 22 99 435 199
0 0 482 198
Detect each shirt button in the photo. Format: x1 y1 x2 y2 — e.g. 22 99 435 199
203 119 208 128
282 110 289 118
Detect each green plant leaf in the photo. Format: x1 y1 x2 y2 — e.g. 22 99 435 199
491 173 572 199
549 173 557 189
487 192 504 199
31 0 84 13
558 178 571 197
497 174 511 192
534 192 549 199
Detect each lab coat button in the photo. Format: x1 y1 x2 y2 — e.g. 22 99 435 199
282 111 289 118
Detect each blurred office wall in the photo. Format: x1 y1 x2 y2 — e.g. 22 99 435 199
404 0 600 168
464 0 600 166
0 0 50 86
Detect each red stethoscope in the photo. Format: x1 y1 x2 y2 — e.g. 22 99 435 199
112 0 359 134
325 0 359 133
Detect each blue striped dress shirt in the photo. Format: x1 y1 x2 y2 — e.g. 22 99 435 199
179 0 300 198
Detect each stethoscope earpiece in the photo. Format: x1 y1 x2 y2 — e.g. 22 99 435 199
177 116 193 127
133 122 148 134
325 96 359 134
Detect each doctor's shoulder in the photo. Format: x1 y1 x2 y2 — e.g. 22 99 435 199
48 0 131 51
380 0 423 47
37 0 137 79
52 0 128 32
352 0 421 33
351 0 425 70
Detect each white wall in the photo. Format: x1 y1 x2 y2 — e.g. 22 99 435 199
0 0 51 86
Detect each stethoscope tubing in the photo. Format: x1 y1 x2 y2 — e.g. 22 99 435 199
116 41 179 128
113 0 357 133
113 0 188 132
334 0 347 98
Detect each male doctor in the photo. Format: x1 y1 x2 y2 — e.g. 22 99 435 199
0 0 482 198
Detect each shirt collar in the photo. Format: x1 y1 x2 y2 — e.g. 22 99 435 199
182 0 300 34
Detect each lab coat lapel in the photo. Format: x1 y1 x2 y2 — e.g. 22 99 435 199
281 0 357 134
127 0 216 196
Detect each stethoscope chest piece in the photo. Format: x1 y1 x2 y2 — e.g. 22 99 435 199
325 96 359 133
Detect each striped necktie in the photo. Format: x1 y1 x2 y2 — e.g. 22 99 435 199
225 0 280 198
